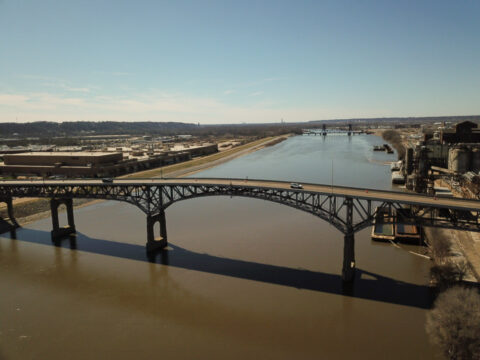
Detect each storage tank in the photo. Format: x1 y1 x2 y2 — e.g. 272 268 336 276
471 148 480 173
448 147 471 173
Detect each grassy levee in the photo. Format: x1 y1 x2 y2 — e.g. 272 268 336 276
120 136 276 179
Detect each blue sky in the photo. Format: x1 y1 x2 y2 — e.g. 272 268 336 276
0 0 479 123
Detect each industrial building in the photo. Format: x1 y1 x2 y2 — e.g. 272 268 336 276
0 143 218 178
400 121 480 197
424 121 480 144
3 152 123 167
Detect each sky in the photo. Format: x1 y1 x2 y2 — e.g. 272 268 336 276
0 0 479 124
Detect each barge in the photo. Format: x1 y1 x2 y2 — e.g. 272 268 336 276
371 207 422 244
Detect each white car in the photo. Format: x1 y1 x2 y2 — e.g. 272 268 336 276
290 183 303 189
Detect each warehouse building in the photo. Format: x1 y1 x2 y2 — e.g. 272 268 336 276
3 152 123 167
0 151 191 178
0 143 218 178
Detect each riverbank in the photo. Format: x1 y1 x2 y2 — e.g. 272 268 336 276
424 227 480 283
0 135 291 227
122 135 289 179
377 128 480 283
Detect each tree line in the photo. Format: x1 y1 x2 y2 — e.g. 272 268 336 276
0 121 303 140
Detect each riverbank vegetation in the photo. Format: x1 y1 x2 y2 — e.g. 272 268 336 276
426 286 480 360
381 130 406 160
426 233 480 359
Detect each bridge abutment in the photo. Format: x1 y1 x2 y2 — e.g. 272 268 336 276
146 209 167 253
50 198 76 240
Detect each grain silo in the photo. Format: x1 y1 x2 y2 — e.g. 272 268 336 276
448 147 471 173
471 147 480 173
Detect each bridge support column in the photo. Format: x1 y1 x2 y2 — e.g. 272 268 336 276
146 209 167 253
0 197 19 235
342 197 355 282
51 198 76 241
342 233 355 282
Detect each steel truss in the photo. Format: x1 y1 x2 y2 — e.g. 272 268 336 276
1 181 480 234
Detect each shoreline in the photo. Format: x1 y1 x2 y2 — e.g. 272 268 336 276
3 135 291 228
377 128 480 283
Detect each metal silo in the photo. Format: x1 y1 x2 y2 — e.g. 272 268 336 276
471 148 480 173
448 147 471 173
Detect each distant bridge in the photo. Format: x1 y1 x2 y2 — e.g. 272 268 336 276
1 178 480 282
303 124 361 136
302 130 362 135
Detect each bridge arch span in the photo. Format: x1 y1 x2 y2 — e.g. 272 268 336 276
161 191 348 234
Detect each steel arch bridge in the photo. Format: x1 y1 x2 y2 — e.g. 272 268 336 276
1 178 480 282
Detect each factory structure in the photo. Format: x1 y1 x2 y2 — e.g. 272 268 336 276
397 121 480 198
0 142 218 178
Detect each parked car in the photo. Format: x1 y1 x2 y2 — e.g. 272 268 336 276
290 183 303 189
102 178 114 183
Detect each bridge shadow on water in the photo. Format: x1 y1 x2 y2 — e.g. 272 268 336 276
7 228 433 309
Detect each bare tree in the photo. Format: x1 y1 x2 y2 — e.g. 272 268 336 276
430 261 468 291
429 234 452 264
382 129 406 159
426 286 480 360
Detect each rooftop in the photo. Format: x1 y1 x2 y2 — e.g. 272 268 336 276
7 151 119 157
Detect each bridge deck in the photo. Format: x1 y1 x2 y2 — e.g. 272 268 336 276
1 178 479 212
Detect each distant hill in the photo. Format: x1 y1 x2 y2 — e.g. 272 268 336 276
0 121 198 138
1 116 479 139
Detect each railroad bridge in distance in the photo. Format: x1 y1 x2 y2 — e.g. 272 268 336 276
1 178 480 283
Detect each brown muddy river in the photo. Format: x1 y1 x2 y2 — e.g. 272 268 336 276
0 135 440 359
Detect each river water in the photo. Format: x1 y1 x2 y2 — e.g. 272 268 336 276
0 135 439 359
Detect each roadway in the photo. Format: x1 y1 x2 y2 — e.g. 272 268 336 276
1 178 480 212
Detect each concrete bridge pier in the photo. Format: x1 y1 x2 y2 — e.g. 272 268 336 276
0 197 19 235
342 197 355 282
341 233 355 282
50 198 76 240
146 209 167 253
